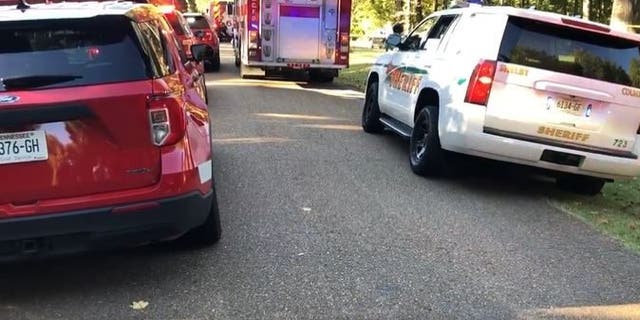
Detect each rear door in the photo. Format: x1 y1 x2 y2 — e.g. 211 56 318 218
485 16 640 158
0 16 161 206
276 1 322 62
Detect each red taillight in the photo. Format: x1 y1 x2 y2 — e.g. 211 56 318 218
339 33 349 47
148 95 186 146
465 60 497 106
561 18 610 33
338 32 349 65
249 30 259 43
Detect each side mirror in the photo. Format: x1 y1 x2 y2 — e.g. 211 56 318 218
190 44 208 62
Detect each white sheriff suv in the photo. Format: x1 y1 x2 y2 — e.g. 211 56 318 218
362 6 640 195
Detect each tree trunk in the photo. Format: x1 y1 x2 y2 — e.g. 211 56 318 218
610 0 635 32
582 0 590 20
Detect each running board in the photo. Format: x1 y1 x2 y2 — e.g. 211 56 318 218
380 115 412 139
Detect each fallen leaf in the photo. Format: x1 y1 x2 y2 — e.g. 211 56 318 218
131 300 149 310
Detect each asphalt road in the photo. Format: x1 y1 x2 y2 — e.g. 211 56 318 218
1 44 639 320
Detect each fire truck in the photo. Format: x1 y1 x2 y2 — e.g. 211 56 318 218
208 0 234 42
232 0 352 82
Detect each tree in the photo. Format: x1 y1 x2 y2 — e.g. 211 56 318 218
610 0 639 32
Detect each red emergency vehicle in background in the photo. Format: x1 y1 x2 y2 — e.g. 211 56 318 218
208 0 234 42
231 0 352 82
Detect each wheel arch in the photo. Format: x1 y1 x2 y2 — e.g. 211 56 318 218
413 88 440 122
366 71 379 92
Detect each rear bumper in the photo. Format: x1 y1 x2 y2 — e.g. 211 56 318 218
440 103 640 180
0 191 212 261
246 62 347 70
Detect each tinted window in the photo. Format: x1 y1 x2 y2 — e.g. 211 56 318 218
402 17 436 51
0 16 149 91
134 21 173 77
422 15 457 50
186 16 211 29
499 16 640 88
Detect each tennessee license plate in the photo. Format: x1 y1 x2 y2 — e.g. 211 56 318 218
0 130 48 165
547 96 586 116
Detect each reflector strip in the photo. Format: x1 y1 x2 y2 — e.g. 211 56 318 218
198 160 212 184
280 5 320 18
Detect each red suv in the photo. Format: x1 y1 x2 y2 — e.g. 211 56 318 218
0 1 221 260
184 12 221 72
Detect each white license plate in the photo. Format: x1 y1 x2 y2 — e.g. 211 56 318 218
0 130 48 165
547 95 588 116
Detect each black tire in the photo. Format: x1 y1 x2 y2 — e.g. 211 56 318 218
182 173 222 246
309 70 334 83
409 106 447 176
211 51 221 72
203 78 209 105
234 39 241 67
361 82 384 133
181 130 222 245
240 64 249 79
556 174 605 196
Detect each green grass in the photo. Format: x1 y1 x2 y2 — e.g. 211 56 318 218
336 48 384 91
551 179 640 252
340 47 640 253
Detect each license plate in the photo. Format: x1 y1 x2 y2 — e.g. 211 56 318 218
547 96 586 116
0 130 48 165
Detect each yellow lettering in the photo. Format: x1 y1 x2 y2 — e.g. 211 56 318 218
537 126 589 142
413 77 421 94
499 65 529 77
622 87 640 98
401 74 410 92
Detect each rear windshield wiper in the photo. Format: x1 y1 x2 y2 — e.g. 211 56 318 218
1 75 83 90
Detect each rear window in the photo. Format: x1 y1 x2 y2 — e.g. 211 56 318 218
0 16 149 91
499 16 640 88
186 16 210 29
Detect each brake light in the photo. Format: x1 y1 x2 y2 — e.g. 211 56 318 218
340 33 349 47
148 95 186 146
249 30 259 43
561 18 610 33
465 60 497 106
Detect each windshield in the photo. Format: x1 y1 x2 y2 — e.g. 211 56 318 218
499 16 640 88
0 16 149 91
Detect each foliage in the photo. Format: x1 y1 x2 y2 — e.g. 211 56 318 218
350 0 637 33
552 178 640 253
